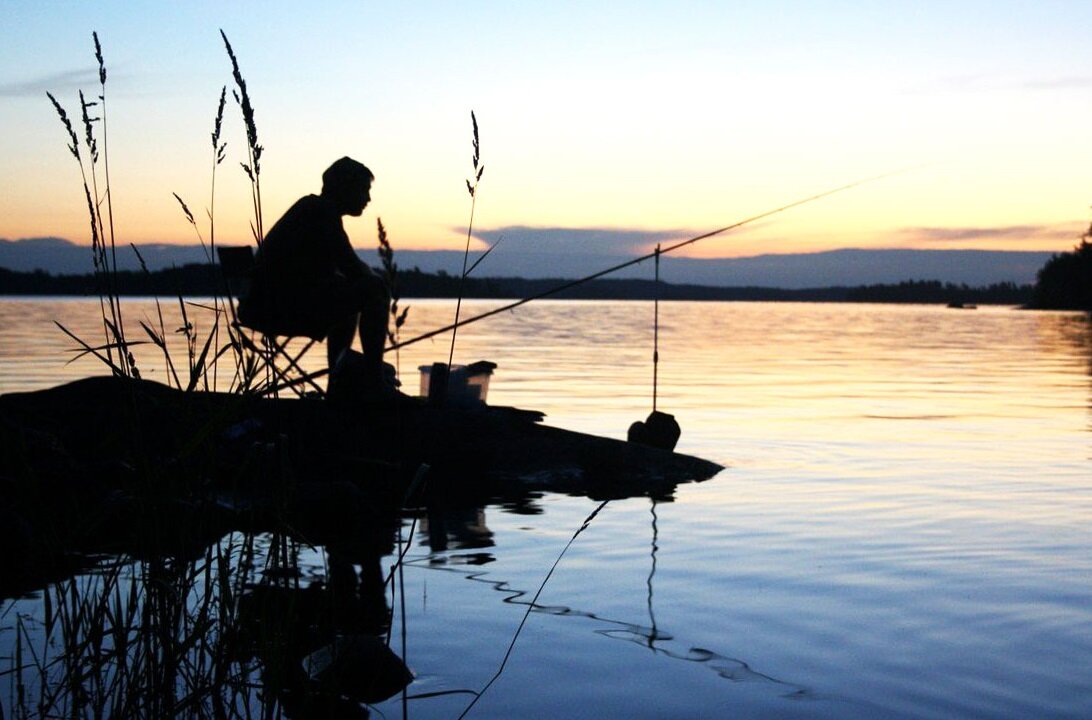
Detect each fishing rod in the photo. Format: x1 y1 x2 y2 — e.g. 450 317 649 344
386 168 908 353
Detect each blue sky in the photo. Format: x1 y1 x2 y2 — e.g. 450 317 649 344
3 1 1092 264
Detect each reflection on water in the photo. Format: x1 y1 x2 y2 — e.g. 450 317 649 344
2 298 1092 719
0 531 409 719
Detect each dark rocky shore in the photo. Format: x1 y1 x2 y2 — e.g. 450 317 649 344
0 376 722 596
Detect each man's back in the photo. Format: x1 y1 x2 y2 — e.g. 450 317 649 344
255 194 363 288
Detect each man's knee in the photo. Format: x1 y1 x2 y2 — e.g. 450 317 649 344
354 276 389 312
365 274 389 300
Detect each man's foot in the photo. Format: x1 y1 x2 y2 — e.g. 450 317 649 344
382 361 401 389
328 350 401 403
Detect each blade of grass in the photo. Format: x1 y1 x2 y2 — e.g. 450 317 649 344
55 321 125 374
140 320 182 388
187 325 217 392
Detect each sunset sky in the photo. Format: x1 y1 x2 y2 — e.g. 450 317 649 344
3 1 1092 263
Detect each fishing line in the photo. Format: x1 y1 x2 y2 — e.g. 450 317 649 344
646 498 659 650
404 548 810 696
387 167 913 353
630 241 679 449
653 244 661 414
456 499 610 720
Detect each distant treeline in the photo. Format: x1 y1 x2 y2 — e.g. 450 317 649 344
1028 239 1092 310
844 280 1033 305
0 264 1035 305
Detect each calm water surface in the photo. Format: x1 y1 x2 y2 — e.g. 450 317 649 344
1 298 1090 719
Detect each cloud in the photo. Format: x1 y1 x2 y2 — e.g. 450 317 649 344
465 225 693 256
1021 76 1092 90
0 69 99 98
897 223 1082 244
925 73 1092 94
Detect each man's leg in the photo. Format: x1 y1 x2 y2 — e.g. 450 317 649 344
324 275 390 394
326 314 356 369
356 274 391 382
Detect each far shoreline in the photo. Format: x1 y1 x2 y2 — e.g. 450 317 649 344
0 265 1036 306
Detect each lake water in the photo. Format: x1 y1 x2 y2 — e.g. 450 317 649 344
1 297 1090 719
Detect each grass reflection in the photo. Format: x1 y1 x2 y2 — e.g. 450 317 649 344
3 527 415 720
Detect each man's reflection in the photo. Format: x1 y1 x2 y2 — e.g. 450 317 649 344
423 503 494 553
237 537 411 718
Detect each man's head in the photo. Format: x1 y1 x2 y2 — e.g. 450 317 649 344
321 157 374 216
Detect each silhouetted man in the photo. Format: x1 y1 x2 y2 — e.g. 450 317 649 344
238 157 391 395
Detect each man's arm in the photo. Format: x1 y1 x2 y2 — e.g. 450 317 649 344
326 213 367 281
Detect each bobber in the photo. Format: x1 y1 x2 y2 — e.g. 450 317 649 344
628 410 681 451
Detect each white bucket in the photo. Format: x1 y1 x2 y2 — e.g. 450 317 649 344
419 361 494 404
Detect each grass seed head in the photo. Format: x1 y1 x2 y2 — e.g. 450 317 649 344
212 85 227 162
79 90 100 164
173 193 196 226
471 110 480 168
130 243 150 274
47 92 81 162
221 30 261 175
467 110 483 194
93 31 106 85
83 185 101 258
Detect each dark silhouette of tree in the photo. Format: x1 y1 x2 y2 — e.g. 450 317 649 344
845 279 1031 305
1031 234 1092 310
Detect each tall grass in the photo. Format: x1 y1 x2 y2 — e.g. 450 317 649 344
209 87 228 389
47 51 138 381
20 27 441 720
3 533 299 719
446 111 485 371
220 30 263 248
167 84 231 393
46 31 289 396
29 34 299 716
377 218 410 378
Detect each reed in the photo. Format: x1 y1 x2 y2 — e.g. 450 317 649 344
47 66 138 380
220 30 263 246
377 217 410 378
19 30 439 720
89 32 132 378
32 32 287 712
446 111 485 370
209 87 228 389
170 86 234 394
76 34 123 376
159 49 278 396
47 86 238 395
4 533 304 719
218 30 289 396
166 196 210 390
15 32 355 720
47 33 262 387
131 244 183 388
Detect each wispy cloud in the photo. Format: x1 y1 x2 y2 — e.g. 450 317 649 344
465 225 693 256
0 69 99 98
926 72 1092 94
1020 76 1092 90
897 223 1082 243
